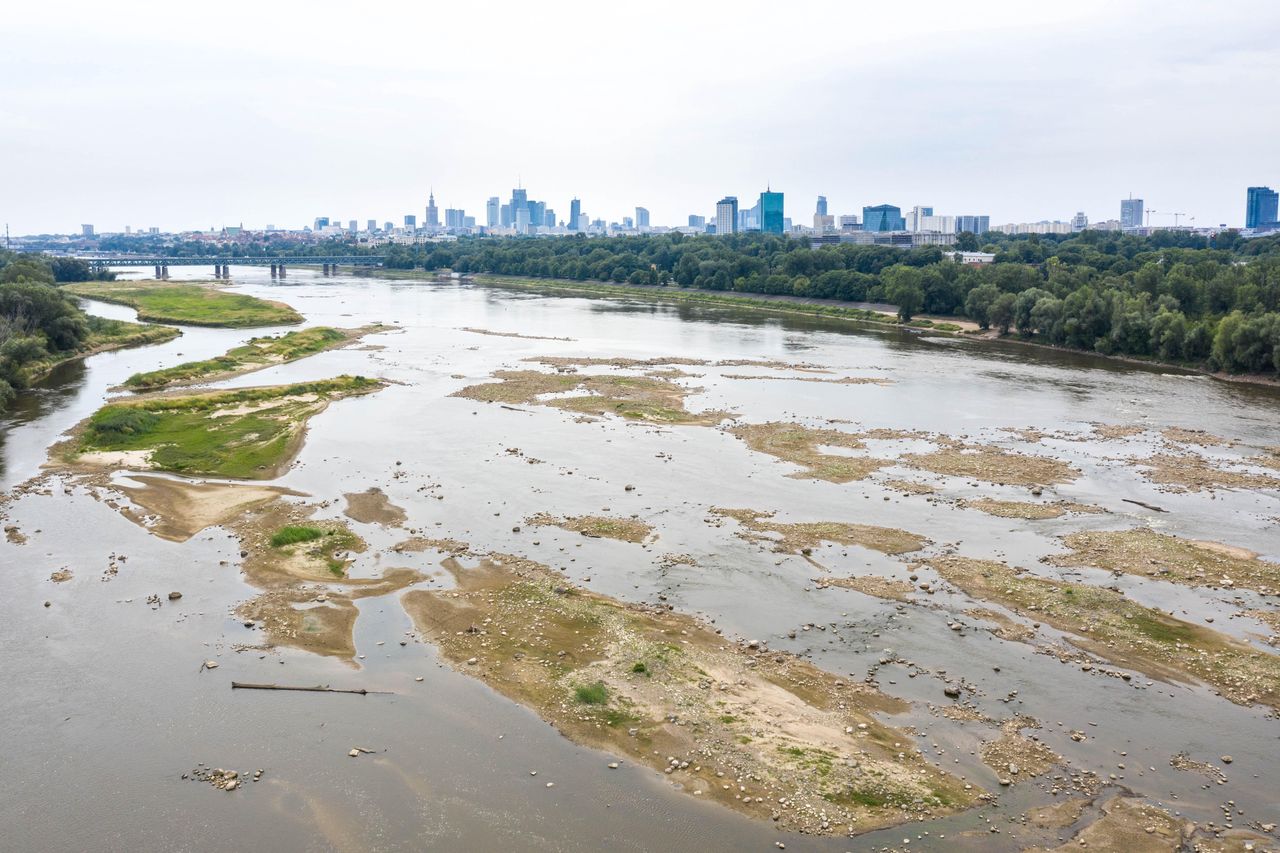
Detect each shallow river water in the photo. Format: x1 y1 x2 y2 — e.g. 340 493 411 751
1 266 1277 852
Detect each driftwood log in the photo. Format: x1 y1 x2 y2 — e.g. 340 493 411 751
230 682 391 695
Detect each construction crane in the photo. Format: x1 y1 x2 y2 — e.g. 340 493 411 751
1148 210 1190 228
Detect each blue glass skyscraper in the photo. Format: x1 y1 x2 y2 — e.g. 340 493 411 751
760 188 784 234
863 204 905 231
1246 186 1278 229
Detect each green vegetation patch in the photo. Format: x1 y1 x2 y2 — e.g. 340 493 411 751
270 525 326 547
574 681 610 705
124 326 352 390
75 376 382 479
64 280 302 328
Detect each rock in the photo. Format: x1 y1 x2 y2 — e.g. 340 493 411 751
225 779 238 791
943 685 961 699
43 601 51 608
607 762 619 769
168 591 182 600
349 749 360 757
1221 755 1233 764
203 660 219 669
466 657 478 665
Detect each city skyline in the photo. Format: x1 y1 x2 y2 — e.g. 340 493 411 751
3 1 1278 234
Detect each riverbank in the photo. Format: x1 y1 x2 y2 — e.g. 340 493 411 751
372 269 1280 389
20 318 180 388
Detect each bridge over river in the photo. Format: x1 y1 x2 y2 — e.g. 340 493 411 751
77 255 386 279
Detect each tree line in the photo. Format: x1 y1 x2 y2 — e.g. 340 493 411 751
0 252 106 407
380 230 1280 376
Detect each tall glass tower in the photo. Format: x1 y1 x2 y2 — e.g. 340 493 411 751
760 188 784 234
1246 187 1278 229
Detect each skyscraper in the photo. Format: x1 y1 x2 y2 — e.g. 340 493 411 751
81 224 94 237
760 188 784 234
486 197 500 229
403 214 416 229
955 215 990 234
510 187 528 230
567 198 581 232
815 196 827 217
425 191 439 228
1071 211 1088 231
688 214 706 229
907 206 934 232
863 205 905 231
715 197 738 235
1246 186 1279 229
1120 197 1144 229
635 207 650 230
366 219 377 232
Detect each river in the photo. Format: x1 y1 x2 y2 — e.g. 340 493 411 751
1 265 1277 852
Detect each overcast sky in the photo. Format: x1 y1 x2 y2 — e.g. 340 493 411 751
4 0 1278 234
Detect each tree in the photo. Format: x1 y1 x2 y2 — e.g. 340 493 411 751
990 293 1017 335
963 283 1000 329
954 231 980 252
882 266 925 321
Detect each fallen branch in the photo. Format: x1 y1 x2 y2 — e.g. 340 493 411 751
1122 498 1168 513
500 404 529 412
230 681 393 695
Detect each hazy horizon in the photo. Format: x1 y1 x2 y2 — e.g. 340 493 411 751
4 0 1278 234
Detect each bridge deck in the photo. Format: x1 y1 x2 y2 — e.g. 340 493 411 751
79 256 385 267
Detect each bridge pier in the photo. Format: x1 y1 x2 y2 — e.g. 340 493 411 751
278 264 286 278
155 265 162 279
162 265 169 279
270 263 278 279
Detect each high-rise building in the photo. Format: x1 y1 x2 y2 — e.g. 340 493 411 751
760 188 784 234
464 216 476 229
838 214 860 231
486 197 500 229
1120 198 1144 229
919 215 956 233
568 198 582 232
1071 211 1089 231
348 220 357 232
715 197 738 235
1246 186 1279 229
510 187 528 230
528 200 546 231
622 216 634 229
81 224 94 237
514 206 530 234
367 219 377 232
404 214 416 229
863 205 905 231
500 204 512 228
445 208 466 229
907 206 934 232
544 210 555 229
815 196 828 217
314 217 330 231
635 207 650 230
425 191 439 228
954 215 990 235
688 214 706 229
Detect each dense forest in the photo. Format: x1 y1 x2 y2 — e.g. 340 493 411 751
377 230 1280 376
0 252 109 406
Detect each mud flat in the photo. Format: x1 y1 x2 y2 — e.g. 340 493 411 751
712 508 926 555
459 327 574 342
1027 796 1188 852
452 368 728 425
523 512 654 543
524 356 830 372
728 422 902 483
230 501 422 660
121 325 382 391
1050 528 1280 596
55 376 384 480
903 444 1079 487
113 474 304 541
64 280 303 327
922 556 1280 709
721 374 892 386
813 575 916 602
978 717 1062 785
343 487 408 526
401 552 979 835
1134 452 1280 493
961 499 1104 519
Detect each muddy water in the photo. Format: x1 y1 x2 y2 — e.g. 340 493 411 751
1 266 1278 852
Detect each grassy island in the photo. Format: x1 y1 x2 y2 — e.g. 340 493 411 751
64 280 302 327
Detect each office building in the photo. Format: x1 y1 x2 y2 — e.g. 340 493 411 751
760 188 784 234
544 210 556 229
838 214 860 231
919 215 956 233
688 214 705 229
1120 198 1144 229
635 207 650 230
464 216 476 229
1071 211 1089 231
486 197 500 229
715 196 738 235
907 206 934 232
367 219 377 232
514 207 530 234
954 215 990 235
568 198 582 232
404 214 416 229
81 224 94 237
510 187 528 229
445 208 467 229
500 204 512 228
314 217 330 230
348 220 357 232
425 191 439 228
816 196 828 217
863 204 905 231
1246 186 1279 229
